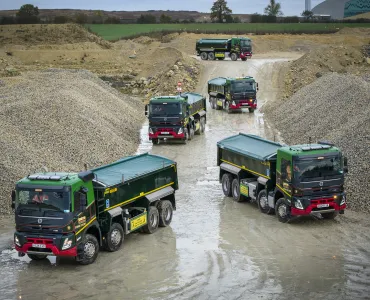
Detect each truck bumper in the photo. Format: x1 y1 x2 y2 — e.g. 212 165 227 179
14 233 77 257
291 196 347 216
240 52 252 59
230 102 257 110
149 131 185 140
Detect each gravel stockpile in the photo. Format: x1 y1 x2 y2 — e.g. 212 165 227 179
263 73 370 212
0 69 144 214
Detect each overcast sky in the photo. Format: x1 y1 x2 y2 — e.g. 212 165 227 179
0 0 325 16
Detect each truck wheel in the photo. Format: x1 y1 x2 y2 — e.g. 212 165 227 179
208 52 215 60
231 53 238 61
188 127 195 140
275 198 291 223
321 211 339 220
232 179 245 202
201 52 208 60
183 128 189 144
225 101 231 114
78 234 99 265
257 190 274 214
143 206 159 234
158 200 173 227
200 118 205 134
27 254 47 261
248 108 255 113
152 138 159 145
222 173 233 197
105 223 124 252
241 57 247 61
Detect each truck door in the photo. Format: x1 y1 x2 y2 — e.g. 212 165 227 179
280 158 293 195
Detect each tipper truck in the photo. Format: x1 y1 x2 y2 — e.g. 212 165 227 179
145 92 207 144
12 153 178 265
196 37 252 61
208 76 259 113
217 133 348 223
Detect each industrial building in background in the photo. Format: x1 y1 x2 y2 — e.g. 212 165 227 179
312 0 370 19
344 0 370 18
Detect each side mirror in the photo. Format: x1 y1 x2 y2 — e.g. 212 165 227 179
257 83 259 91
344 167 348 174
343 156 348 167
145 104 148 117
11 190 15 209
80 193 87 208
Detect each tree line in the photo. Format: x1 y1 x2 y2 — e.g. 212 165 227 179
1 2 369 25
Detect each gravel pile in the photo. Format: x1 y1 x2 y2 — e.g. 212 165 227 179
0 69 144 214
263 73 370 212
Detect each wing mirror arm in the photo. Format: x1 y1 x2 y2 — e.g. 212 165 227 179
11 190 16 209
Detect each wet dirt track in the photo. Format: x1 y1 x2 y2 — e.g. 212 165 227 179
1 55 370 300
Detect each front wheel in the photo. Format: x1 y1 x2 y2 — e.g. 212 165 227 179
225 101 231 114
152 138 159 145
231 53 238 61
275 198 291 223
188 127 195 140
143 206 160 234
241 57 247 61
321 211 339 220
78 234 99 265
183 128 189 144
248 108 255 113
28 254 47 261
158 200 173 227
105 223 124 252
222 173 233 197
200 52 208 60
257 190 274 214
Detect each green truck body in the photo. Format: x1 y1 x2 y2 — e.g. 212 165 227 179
145 92 207 144
12 153 178 264
208 76 259 113
217 133 348 223
196 37 252 61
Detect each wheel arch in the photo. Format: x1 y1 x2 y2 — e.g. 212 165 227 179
85 221 102 246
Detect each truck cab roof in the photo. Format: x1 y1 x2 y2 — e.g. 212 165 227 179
208 76 256 86
17 172 80 187
149 93 204 105
279 144 340 157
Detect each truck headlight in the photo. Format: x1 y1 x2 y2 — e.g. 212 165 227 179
149 127 154 134
178 128 183 134
14 235 21 247
62 238 72 250
295 199 304 210
340 195 346 206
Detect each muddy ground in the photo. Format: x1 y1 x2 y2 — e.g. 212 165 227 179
1 55 370 300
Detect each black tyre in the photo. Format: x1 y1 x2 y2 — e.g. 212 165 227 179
241 57 247 61
231 53 238 61
188 127 194 140
321 211 339 220
257 189 274 214
248 108 255 113
222 173 233 197
232 179 245 202
143 206 160 234
200 118 205 134
78 234 99 265
105 223 124 252
152 138 159 145
158 200 173 227
183 128 189 144
225 101 231 114
275 198 291 223
208 52 215 60
27 254 47 261
201 52 208 60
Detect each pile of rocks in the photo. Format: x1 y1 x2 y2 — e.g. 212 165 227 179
264 73 370 212
0 69 144 214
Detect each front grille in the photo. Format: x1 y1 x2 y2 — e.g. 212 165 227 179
311 197 335 205
27 238 54 244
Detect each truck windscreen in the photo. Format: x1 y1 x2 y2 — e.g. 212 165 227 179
231 81 256 93
241 40 251 47
16 189 70 212
150 103 181 116
294 156 342 180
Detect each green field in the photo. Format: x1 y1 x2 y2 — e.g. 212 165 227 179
87 23 370 41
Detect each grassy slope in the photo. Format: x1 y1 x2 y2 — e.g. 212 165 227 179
87 23 370 40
